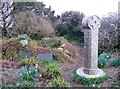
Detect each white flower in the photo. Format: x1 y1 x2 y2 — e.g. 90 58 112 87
39 74 42 77
92 84 95 87
61 44 65 47
64 50 69 54
57 48 63 51
20 40 28 46
107 56 109 58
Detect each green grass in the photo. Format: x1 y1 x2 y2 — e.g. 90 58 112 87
72 69 109 86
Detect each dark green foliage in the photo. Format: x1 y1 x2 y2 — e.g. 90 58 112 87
72 69 109 85
98 53 111 68
98 59 108 68
60 11 84 28
56 11 85 43
19 66 37 81
110 58 120 67
99 53 111 59
56 23 70 36
47 75 70 87
64 31 84 43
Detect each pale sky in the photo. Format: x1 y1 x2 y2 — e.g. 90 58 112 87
37 0 119 17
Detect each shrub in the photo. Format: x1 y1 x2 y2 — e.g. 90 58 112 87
38 37 62 48
64 31 84 43
13 11 55 39
99 13 119 52
47 75 70 87
2 39 21 56
72 69 109 85
52 48 73 63
98 59 108 68
19 34 30 41
43 62 61 78
29 44 51 53
21 56 38 66
5 50 19 59
56 11 85 43
58 37 78 58
110 58 120 67
98 53 111 68
19 66 37 81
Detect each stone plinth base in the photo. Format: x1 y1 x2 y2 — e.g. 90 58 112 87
76 68 106 78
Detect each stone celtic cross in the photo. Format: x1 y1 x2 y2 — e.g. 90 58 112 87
76 15 106 78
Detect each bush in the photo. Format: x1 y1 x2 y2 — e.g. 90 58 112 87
98 59 108 68
21 56 38 66
19 66 37 81
43 61 61 78
64 31 84 43
38 37 62 48
52 48 73 63
2 39 21 56
47 76 70 87
110 58 120 67
99 13 119 52
13 11 55 39
98 53 111 68
5 50 19 59
29 44 51 53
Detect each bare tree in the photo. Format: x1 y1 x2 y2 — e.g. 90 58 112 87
99 12 119 52
13 11 55 39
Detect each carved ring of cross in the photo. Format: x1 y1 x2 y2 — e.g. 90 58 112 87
88 15 101 29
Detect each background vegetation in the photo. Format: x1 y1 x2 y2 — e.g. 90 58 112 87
1 1 119 53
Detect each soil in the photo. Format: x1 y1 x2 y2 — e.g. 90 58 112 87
1 43 119 87
59 43 119 87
